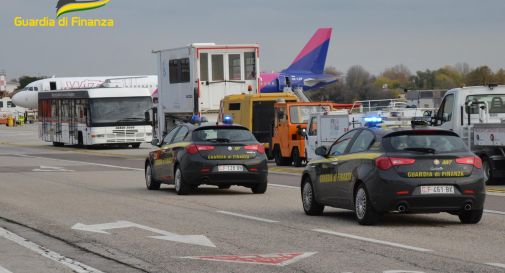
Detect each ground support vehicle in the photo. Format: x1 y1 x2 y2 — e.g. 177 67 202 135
305 110 350 162
153 43 260 141
220 92 299 158
145 124 268 195
271 101 338 167
301 127 486 225
38 88 153 147
432 85 505 184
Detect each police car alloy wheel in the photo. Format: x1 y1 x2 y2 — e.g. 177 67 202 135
354 185 380 225
301 177 324 215
145 164 160 190
174 167 191 195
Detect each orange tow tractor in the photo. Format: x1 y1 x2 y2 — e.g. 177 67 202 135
271 101 352 167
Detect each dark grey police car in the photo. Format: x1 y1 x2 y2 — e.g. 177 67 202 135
301 127 486 225
145 124 268 195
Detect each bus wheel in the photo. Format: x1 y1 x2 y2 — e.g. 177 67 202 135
132 143 141 149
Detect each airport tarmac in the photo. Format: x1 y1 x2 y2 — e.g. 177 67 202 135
0 125 504 273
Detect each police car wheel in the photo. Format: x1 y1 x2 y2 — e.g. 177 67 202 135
145 164 160 190
354 185 381 225
458 208 483 224
174 166 191 195
301 177 324 215
251 182 267 194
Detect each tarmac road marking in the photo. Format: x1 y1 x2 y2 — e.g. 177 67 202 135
12 154 144 171
180 252 317 266
0 227 104 273
0 265 13 273
269 183 299 189
486 263 505 269
72 220 215 248
313 229 433 253
484 209 505 216
217 211 279 223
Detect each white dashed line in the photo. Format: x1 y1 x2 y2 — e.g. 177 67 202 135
269 183 299 189
0 265 13 273
486 263 505 269
12 154 144 171
217 211 279 223
0 227 104 273
313 229 433 253
484 209 505 216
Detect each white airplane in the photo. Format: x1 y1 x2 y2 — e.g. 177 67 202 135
12 75 158 109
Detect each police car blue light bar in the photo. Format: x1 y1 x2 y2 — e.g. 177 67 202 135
363 116 383 123
223 115 233 125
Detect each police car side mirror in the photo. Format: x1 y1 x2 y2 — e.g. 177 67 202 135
151 138 160 147
315 146 327 157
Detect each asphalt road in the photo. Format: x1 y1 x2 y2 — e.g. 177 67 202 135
0 125 504 273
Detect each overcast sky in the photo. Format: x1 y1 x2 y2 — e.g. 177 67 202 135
1 0 505 80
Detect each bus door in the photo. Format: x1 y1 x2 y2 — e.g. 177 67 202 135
69 100 77 144
55 100 62 143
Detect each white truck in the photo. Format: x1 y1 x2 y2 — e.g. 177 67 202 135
432 85 505 184
305 110 350 161
152 43 260 141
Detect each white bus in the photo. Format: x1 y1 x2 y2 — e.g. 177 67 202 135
38 88 153 148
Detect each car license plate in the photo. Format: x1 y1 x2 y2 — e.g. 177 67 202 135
218 165 244 172
420 185 455 194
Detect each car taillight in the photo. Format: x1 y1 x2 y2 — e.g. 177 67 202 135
375 157 416 170
185 144 215 155
456 156 482 169
244 144 265 154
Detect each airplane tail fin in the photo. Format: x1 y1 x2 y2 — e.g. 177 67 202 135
283 28 332 74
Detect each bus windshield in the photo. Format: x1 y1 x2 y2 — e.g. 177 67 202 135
289 105 332 124
90 97 152 126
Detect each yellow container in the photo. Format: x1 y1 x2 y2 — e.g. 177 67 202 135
7 116 14 127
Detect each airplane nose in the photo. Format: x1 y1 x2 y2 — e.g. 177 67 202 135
11 93 22 105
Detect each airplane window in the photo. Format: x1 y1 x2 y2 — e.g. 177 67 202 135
34 87 39 91
28 87 33 91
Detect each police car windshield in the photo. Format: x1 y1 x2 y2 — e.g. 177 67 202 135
192 128 256 143
383 132 467 154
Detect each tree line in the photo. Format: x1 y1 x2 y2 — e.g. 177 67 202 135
309 64 505 103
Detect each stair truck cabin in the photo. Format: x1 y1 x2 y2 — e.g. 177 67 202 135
153 43 260 141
